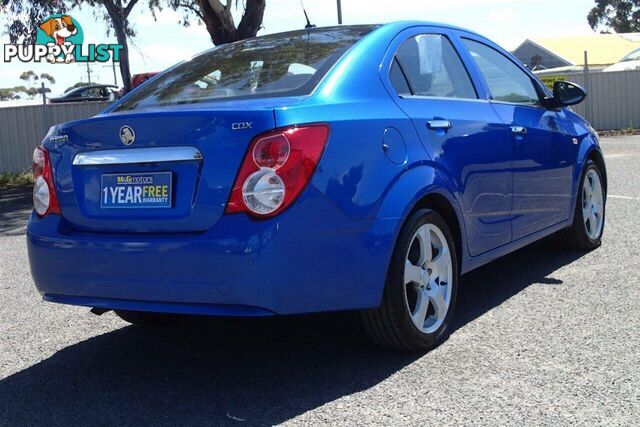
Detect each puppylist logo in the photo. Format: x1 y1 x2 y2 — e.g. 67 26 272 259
4 14 123 64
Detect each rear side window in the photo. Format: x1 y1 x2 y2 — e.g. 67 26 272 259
115 26 379 111
390 59 411 95
463 39 540 105
391 34 477 99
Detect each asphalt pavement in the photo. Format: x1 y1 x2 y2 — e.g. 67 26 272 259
1 136 638 425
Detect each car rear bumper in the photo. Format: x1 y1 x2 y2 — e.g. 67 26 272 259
27 188 396 316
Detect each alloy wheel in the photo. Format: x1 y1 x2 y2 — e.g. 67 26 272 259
583 169 604 240
403 223 453 334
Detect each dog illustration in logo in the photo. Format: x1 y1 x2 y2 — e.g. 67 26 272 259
39 15 77 64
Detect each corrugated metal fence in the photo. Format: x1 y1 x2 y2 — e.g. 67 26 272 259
1 69 640 173
0 102 110 173
565 69 640 131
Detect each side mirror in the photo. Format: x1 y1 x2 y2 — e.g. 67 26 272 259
547 81 587 108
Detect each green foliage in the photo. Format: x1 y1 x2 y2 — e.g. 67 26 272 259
0 171 34 189
19 70 38 81
0 88 21 101
1 1 266 93
12 85 38 97
40 73 56 84
588 0 640 33
13 70 54 98
1 0 153 93
19 71 56 85
539 75 568 90
0 85 41 100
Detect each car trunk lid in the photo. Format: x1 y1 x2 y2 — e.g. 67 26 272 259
47 108 275 233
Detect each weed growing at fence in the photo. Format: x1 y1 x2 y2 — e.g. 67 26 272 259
0 171 33 189
599 128 640 137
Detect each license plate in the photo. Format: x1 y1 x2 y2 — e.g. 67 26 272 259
100 172 172 208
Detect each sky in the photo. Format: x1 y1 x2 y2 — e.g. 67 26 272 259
1 0 598 97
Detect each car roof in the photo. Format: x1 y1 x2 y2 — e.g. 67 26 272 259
79 84 118 89
209 21 484 48
106 21 495 112
291 21 479 32
379 20 482 35
184 21 489 68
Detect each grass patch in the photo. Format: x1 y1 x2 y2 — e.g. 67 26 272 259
0 171 34 189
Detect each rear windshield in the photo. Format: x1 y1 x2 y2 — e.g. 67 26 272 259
115 25 378 111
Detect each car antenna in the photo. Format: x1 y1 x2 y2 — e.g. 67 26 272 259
300 0 316 29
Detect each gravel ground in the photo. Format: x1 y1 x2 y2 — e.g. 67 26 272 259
0 136 638 426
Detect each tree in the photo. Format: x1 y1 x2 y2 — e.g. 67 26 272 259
19 70 38 83
19 70 56 86
2 0 267 94
161 0 267 44
0 88 21 101
40 73 56 84
185 0 266 46
17 70 56 97
0 85 46 100
3 0 160 93
588 0 640 33
13 85 37 97
96 0 139 93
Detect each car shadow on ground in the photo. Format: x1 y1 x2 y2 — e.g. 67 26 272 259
0 236 587 425
0 186 31 237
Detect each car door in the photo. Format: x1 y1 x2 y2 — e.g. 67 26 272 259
461 37 577 239
383 28 514 256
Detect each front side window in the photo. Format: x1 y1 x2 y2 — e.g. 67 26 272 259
463 39 540 105
391 34 477 99
115 26 379 111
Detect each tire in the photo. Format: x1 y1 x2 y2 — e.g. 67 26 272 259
563 160 606 250
361 209 459 351
115 310 183 327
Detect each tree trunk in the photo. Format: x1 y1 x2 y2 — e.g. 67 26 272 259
112 19 132 93
237 0 266 39
197 0 266 45
102 0 136 94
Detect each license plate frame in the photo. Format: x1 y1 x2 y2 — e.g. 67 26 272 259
100 172 173 209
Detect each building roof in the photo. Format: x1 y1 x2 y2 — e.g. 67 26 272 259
533 65 585 76
525 33 640 67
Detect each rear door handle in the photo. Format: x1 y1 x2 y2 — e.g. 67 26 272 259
427 119 452 130
510 125 527 135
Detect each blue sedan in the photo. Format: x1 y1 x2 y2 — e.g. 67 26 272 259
28 22 607 351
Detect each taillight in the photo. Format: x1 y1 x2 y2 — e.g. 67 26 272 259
226 124 329 217
32 146 60 217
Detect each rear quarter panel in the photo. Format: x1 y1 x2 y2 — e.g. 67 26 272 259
276 23 464 222
274 24 468 289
